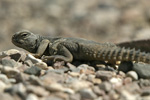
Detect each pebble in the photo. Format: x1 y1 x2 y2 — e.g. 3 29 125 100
1 66 20 78
99 82 112 93
69 80 92 91
0 74 10 84
126 71 138 80
35 62 48 70
1 58 17 68
0 80 7 91
120 90 139 100
24 66 41 76
79 88 97 100
96 71 116 81
26 94 38 100
78 64 95 74
5 83 26 97
109 77 122 87
133 63 150 79
26 85 49 97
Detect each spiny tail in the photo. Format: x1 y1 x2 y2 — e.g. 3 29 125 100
99 47 150 63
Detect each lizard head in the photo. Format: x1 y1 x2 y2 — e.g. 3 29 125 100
12 30 39 53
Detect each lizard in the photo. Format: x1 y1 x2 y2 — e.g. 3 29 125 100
11 30 150 64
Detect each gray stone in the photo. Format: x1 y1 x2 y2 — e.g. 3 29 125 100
96 71 116 81
119 90 140 100
126 71 138 80
0 80 7 91
0 74 10 84
99 82 112 93
1 66 20 78
26 94 38 100
79 88 97 100
26 85 49 97
92 86 105 96
69 93 81 100
141 88 150 96
24 66 41 76
35 62 48 70
1 58 17 67
69 80 92 91
43 96 64 100
0 93 15 100
5 83 26 97
138 79 150 88
133 63 150 79
118 61 133 73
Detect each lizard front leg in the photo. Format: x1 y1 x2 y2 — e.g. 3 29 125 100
42 43 73 62
33 39 50 58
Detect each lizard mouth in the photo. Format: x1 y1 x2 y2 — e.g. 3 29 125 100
12 35 22 47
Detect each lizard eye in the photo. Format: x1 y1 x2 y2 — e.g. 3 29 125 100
20 33 28 37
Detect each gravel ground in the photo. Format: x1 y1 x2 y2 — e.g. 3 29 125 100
0 49 150 100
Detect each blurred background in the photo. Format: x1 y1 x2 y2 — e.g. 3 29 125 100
0 0 150 51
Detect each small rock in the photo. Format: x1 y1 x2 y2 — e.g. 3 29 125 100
118 61 133 73
123 77 132 85
119 90 139 100
96 71 116 81
1 66 20 78
28 75 43 86
133 63 150 79
0 74 10 84
35 62 48 70
141 88 150 96
26 85 49 97
3 49 20 55
14 73 30 83
46 83 64 92
24 66 41 76
109 77 122 87
99 82 112 93
0 80 7 91
79 88 97 100
8 78 16 83
69 80 92 91
0 93 14 100
5 83 26 97
126 71 138 80
67 63 77 70
26 94 38 100
78 64 95 74
68 72 80 77
53 61 65 69
69 93 81 100
1 58 17 68
63 88 75 94
92 86 105 96
118 71 126 78
43 95 64 100
138 79 150 88
40 71 65 85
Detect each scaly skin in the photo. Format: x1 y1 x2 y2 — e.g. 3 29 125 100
12 30 150 63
